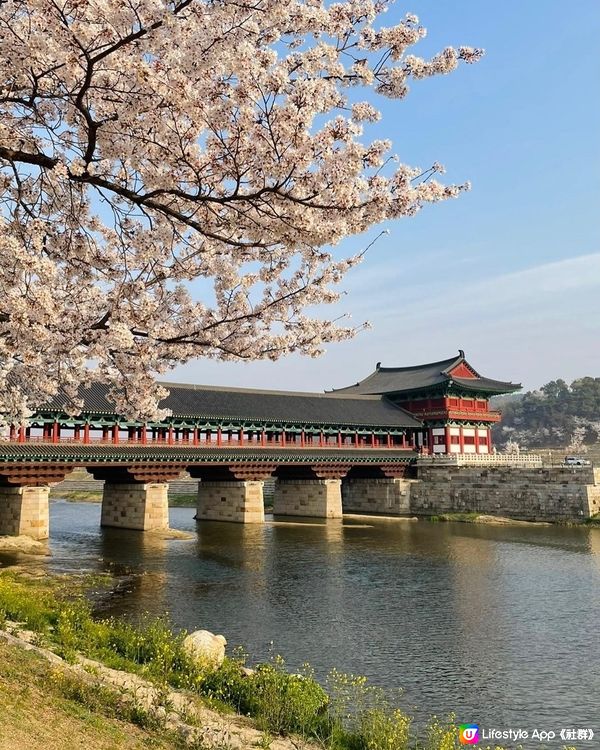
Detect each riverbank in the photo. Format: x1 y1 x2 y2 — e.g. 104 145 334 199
51 491 198 508
0 569 525 750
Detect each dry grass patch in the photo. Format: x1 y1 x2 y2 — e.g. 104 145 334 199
0 640 178 750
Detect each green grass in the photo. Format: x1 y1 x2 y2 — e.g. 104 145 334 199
0 570 579 750
167 494 197 508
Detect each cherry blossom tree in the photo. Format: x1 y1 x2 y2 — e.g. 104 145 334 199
0 0 482 422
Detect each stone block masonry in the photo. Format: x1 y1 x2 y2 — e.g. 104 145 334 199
0 486 49 539
411 465 600 522
342 478 414 515
101 483 169 531
197 481 265 523
273 479 342 518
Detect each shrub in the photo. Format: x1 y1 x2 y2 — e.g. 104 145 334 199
244 657 329 737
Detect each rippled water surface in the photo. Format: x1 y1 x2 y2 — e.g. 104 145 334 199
3 500 600 738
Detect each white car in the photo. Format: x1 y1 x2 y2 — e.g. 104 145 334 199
564 456 591 466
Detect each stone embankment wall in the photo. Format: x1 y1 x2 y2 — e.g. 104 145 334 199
410 465 600 521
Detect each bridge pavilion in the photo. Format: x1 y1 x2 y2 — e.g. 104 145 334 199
329 351 520 455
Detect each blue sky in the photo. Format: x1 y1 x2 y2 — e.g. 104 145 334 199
172 0 600 393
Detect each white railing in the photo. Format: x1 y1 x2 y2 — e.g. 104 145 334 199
417 453 543 467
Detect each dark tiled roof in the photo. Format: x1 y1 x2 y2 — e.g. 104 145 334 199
42 382 421 429
329 352 520 396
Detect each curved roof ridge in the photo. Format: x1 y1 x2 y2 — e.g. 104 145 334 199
158 381 392 401
376 355 462 374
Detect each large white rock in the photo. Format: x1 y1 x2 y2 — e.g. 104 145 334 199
182 630 227 667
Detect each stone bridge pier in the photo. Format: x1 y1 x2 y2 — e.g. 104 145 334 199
273 464 351 519
341 464 412 516
191 464 277 523
0 485 51 540
0 465 71 540
92 465 186 531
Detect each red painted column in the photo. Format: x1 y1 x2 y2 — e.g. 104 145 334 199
301 430 305 448
487 428 492 452
338 431 342 448
355 431 359 448
102 426 109 442
141 425 147 444
83 423 90 444
52 421 59 444
193 428 199 446
319 431 324 447
261 429 266 447
217 428 222 446
239 428 244 446
386 433 391 449
73 426 80 442
402 433 407 449
475 428 480 454
371 432 376 448
9 425 16 442
112 424 119 444
444 426 451 455
281 430 286 447
459 426 465 454
17 426 25 443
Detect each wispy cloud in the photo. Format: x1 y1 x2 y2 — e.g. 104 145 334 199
356 252 600 321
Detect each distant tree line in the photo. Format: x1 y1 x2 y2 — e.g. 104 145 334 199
492 377 600 449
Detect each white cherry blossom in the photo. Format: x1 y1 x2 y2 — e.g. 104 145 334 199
0 0 482 422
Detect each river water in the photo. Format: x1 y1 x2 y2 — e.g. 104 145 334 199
2 500 599 742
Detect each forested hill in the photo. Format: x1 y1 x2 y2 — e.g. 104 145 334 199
492 377 600 449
